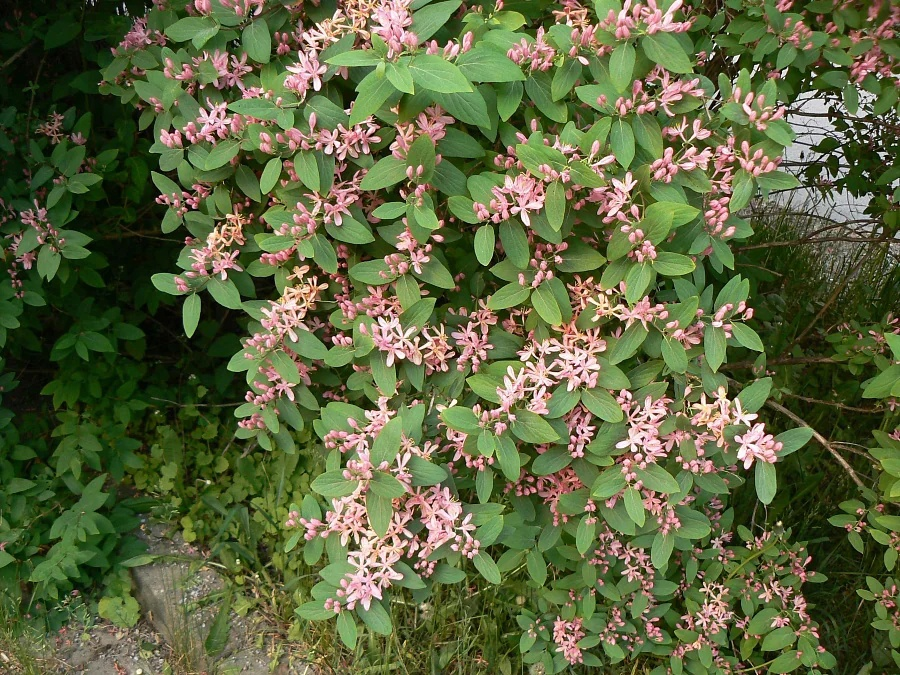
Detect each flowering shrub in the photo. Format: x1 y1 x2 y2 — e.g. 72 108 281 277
101 0 900 671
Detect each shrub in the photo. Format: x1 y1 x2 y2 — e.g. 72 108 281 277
85 0 897 671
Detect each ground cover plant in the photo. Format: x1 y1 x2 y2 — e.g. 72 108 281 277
1 0 899 673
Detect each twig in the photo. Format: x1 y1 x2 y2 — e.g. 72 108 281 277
764 398 866 489
777 391 883 414
733 236 891 252
150 396 241 408
831 442 877 463
0 44 30 71
24 55 46 143
723 355 838 370
102 225 180 242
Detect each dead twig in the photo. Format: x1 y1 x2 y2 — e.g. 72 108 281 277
764 398 866 489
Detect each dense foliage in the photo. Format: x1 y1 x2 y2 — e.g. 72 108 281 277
0 0 899 673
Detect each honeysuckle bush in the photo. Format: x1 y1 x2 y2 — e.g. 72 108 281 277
97 0 900 671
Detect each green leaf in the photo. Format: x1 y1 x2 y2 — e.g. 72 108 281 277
775 427 814 456
310 470 357 498
532 447 572 475
326 50 383 67
532 282 563 325
576 517 596 555
430 90 490 127
581 388 624 423
762 626 797 652
242 18 271 64
360 156 408 190
386 60 415 94
204 140 241 170
475 466 493 502
545 181 565 231
624 487 645 526
610 119 635 169
357 601 393 635
862 364 900 399
495 435 521 481
608 323 649 364
351 71 396 125
441 406 481 435
408 456 448 486
610 42 636 92
337 612 358 649
499 219 529 268
642 32 693 74
557 242 606 272
731 322 764 352
260 158 282 193
551 58 582 100
207 277 242 309
525 73 567 123
165 17 218 45
473 552 501 584
406 134 436 181
371 416 404 466
414 259 455 289
325 217 375 245
652 252 695 277
370 472 406 499
487 283 530 310
367 492 393 537
400 297 436 332
755 461 777 505
704 325 727 372
44 17 82 49
311 234 338 274
474 225 495 265
657 335 686 372
204 592 232 657
496 80 524 121
651 531 674 569
592 468 626 499
510 410 560 443
635 464 681 494
228 98 280 119
183 294 201 338
410 55 472 93
456 44 525 82
737 377 772 413
767 651 801 674
410 0 463 42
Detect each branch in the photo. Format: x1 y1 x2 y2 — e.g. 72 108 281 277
150 397 241 409
777 391 883 414
723 356 838 371
0 44 30 71
733 236 891 252
24 55 47 143
764 399 866 489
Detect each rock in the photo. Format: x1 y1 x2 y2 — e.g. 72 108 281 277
126 520 318 675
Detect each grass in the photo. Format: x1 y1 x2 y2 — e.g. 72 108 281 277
0 602 56 674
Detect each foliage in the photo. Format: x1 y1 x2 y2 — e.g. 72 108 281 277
97 0 900 671
0 0 897 672
0 0 237 629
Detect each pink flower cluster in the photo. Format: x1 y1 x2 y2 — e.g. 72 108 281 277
300 399 480 610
